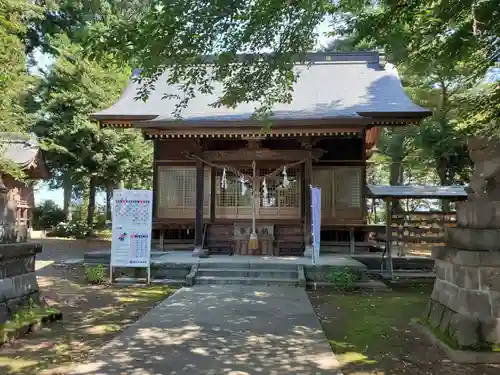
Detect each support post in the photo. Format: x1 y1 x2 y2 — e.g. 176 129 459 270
303 157 313 257
385 198 394 279
349 227 355 254
159 228 165 251
210 166 216 222
192 158 207 257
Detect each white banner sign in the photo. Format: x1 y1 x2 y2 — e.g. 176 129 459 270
111 189 153 269
311 186 321 265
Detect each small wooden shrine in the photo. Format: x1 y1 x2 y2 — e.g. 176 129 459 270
91 52 430 256
0 135 49 242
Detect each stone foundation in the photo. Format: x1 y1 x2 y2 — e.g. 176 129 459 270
426 246 500 348
0 243 42 324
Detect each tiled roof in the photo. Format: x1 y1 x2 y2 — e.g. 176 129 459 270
91 52 430 125
367 185 468 199
1 135 41 170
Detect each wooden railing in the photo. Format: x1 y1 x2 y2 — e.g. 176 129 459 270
17 200 29 208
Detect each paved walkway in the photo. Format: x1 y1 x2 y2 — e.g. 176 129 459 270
69 285 341 375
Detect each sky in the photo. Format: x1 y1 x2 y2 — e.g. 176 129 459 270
35 18 333 207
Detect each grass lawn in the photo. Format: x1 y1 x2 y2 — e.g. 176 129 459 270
309 284 500 375
0 264 176 375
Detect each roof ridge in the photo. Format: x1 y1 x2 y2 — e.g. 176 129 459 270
131 51 382 76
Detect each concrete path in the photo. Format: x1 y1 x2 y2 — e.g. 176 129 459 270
69 285 341 375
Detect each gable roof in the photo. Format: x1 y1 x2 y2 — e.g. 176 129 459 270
91 52 431 127
367 185 468 199
1 134 49 179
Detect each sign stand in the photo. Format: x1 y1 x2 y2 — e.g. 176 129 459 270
110 189 153 285
311 185 321 291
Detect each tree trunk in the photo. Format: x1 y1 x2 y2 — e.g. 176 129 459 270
105 183 113 221
87 176 97 236
437 161 451 213
63 177 72 222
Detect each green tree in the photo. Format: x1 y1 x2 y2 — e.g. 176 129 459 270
33 199 65 229
32 35 152 233
0 0 41 178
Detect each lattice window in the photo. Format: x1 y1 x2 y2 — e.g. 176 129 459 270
157 166 210 218
313 167 363 219
335 168 362 208
259 168 299 209
215 168 253 207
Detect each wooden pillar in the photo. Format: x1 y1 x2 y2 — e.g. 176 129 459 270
385 198 394 279
303 156 313 257
361 127 367 223
210 166 216 222
192 158 207 257
152 139 158 221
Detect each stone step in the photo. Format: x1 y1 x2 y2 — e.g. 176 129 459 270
195 276 298 287
113 277 186 286
197 268 298 279
378 271 436 283
199 262 298 270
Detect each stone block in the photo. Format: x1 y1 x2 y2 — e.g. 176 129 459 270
0 302 9 324
6 296 24 314
448 312 480 348
455 289 492 320
429 301 445 329
481 318 500 344
435 260 447 281
439 307 453 333
431 278 460 309
422 299 432 321
491 292 500 318
11 273 38 300
447 227 500 252
479 268 500 292
456 200 500 229
0 278 14 301
454 265 480 290
0 243 41 262
433 247 500 267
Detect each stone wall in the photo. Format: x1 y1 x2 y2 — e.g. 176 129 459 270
423 244 500 348
0 243 42 324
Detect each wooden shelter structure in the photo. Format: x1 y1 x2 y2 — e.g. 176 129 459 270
0 135 49 242
91 52 430 256
367 185 468 278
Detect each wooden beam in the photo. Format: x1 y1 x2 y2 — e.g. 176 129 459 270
210 166 216 222
385 198 394 279
303 156 313 255
193 158 206 256
361 127 368 225
152 139 158 221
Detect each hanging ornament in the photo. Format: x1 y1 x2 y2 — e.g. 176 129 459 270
240 175 247 196
282 166 290 188
220 168 227 189
262 178 269 203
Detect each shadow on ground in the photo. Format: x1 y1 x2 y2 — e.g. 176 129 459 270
68 286 340 375
309 285 500 375
0 263 174 375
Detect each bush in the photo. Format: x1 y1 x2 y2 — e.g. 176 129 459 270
84 264 107 284
46 221 90 239
33 200 66 230
328 268 360 292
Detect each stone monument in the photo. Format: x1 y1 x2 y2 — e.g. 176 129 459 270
0 176 42 324
422 136 500 350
